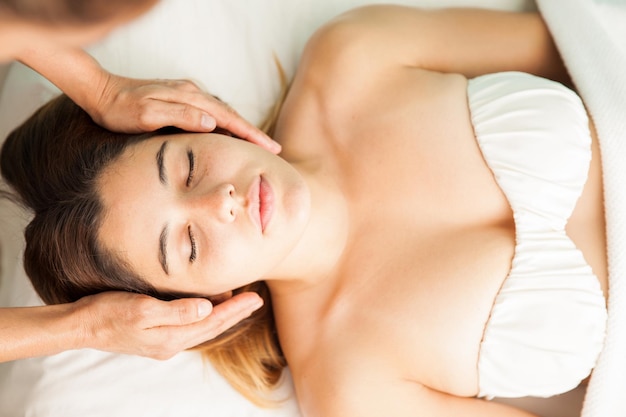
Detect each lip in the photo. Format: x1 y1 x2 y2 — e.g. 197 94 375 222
259 175 274 233
248 175 274 234
248 176 262 233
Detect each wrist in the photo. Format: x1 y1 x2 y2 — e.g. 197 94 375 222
73 65 114 125
18 43 112 122
63 297 96 351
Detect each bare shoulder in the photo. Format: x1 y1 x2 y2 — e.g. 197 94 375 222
276 9 456 154
291 5 423 100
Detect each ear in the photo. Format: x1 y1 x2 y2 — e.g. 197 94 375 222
208 291 233 304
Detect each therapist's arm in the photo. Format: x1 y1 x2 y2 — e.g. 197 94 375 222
16 43 281 152
0 291 263 362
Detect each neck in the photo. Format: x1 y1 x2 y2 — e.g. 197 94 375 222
264 158 350 297
0 17 24 62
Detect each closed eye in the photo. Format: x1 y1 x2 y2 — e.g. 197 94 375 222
186 148 195 187
188 225 197 263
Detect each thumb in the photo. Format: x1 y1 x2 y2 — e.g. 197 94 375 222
200 114 217 131
167 106 215 132
136 101 217 132
150 298 214 328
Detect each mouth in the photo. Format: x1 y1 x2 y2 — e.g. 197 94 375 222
249 175 274 234
259 175 274 233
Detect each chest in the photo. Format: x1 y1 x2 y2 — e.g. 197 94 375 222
280 70 511 229
280 224 515 398
316 223 514 395
276 70 519 395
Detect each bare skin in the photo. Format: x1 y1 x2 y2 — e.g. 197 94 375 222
0 291 262 362
271 6 607 417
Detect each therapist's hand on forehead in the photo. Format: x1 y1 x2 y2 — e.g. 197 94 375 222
0 0 270 362
16 40 282 153
92 74 280 151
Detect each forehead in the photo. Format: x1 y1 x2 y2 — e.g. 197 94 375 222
96 136 169 280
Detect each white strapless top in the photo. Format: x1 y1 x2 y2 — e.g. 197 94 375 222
467 72 607 399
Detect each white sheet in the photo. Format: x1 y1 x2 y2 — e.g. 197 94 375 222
535 1 626 416
4 1 583 416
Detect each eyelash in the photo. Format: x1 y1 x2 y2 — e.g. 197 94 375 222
186 149 195 187
186 149 197 263
188 225 197 263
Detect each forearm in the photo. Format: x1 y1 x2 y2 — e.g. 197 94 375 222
418 8 569 83
333 6 570 84
17 43 108 116
0 304 84 362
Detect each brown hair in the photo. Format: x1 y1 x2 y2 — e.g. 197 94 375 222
0 0 158 25
0 94 285 406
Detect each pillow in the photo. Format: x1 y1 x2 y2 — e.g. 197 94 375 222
0 0 535 416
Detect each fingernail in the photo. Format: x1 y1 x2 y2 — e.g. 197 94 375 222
201 114 216 130
198 300 213 318
270 140 282 153
249 298 264 312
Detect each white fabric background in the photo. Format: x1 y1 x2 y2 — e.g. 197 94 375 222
0 1 566 416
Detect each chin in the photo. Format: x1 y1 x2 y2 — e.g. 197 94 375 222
282 177 311 235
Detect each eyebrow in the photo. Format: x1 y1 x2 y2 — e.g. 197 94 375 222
158 224 170 275
156 140 169 185
156 140 170 275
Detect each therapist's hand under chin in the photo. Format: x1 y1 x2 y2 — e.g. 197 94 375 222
74 291 263 360
91 73 282 153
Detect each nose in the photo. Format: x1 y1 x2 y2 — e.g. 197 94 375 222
192 183 237 223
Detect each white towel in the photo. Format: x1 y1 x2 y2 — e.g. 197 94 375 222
536 1 626 416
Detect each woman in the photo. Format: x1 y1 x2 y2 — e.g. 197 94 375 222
0 0 277 362
0 5 608 416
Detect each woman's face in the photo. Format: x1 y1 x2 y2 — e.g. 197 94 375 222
97 133 310 296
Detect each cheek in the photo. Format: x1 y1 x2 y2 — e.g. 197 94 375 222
206 231 281 292
202 231 260 288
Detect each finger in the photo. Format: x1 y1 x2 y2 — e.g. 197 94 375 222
159 79 203 93
207 102 282 154
150 88 282 153
135 100 216 132
177 292 264 348
143 297 214 328
142 86 281 153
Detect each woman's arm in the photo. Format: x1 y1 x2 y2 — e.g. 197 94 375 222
0 291 262 362
314 5 569 84
302 369 538 417
295 344 539 417
16 44 280 152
